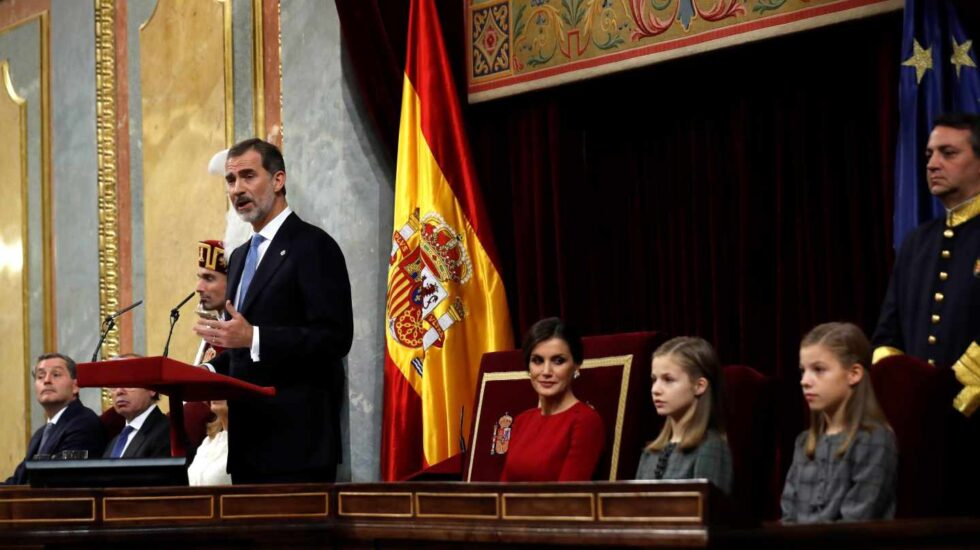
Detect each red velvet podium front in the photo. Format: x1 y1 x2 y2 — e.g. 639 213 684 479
76 356 275 457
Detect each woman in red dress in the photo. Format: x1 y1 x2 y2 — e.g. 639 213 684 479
500 317 606 481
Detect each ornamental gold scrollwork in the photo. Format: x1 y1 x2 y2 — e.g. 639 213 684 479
95 0 120 410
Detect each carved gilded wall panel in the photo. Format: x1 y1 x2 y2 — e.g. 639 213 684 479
0 9 50 479
0 60 31 482
140 0 231 363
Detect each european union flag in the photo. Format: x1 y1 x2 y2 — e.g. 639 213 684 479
895 0 980 248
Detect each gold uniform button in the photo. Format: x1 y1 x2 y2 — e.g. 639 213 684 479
928 359 936 366
944 229 954 238
935 292 944 302
932 314 941 324
928 335 937 345
941 250 951 259
939 271 949 281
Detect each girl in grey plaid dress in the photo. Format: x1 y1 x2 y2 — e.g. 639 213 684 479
635 337 733 495
781 322 898 523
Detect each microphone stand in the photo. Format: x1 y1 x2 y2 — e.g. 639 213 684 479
163 292 197 358
89 300 143 362
458 406 467 454
90 316 116 362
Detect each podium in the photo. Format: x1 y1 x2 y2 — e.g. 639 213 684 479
76 356 275 457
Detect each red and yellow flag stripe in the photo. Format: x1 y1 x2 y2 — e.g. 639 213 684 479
381 0 513 481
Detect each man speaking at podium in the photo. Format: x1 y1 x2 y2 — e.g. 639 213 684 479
194 138 353 484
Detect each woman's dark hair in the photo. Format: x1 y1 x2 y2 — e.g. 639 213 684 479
522 317 583 366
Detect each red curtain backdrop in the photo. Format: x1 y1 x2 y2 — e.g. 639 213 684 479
337 1 901 480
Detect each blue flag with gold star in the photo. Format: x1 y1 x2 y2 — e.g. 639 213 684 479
895 0 980 248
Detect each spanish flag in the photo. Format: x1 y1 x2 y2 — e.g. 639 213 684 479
381 0 513 481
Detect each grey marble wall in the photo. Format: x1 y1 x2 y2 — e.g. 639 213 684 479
232 0 255 143
50 1 100 415
281 0 393 482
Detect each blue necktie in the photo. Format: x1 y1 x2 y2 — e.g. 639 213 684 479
110 425 135 458
237 234 265 308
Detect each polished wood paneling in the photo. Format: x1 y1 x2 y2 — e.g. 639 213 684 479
0 496 94 524
221 492 328 519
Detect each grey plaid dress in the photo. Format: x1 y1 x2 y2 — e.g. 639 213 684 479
781 424 898 523
635 429 733 495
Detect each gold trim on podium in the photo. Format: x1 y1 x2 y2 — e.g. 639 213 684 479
103 495 215 522
596 491 703 523
501 492 595 521
337 491 413 518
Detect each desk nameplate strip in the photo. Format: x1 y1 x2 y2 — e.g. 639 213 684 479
103 495 214 522
220 492 329 519
501 493 595 521
0 497 95 524
415 492 499 519
338 492 413 518
597 491 703 523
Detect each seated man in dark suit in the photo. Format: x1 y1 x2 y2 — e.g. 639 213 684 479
4 353 106 485
103 386 171 458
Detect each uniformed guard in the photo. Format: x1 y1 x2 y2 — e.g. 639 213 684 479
872 112 980 415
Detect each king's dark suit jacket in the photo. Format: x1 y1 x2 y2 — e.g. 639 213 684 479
4 399 106 485
102 406 171 459
210 212 353 479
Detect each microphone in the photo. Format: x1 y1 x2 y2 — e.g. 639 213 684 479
162 292 197 359
91 300 143 362
105 300 143 322
171 292 196 315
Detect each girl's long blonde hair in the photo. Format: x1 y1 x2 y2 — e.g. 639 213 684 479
801 322 891 459
646 337 727 452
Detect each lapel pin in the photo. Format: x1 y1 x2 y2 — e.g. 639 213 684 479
280 250 286 256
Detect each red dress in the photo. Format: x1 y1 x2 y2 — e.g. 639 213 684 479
500 401 606 482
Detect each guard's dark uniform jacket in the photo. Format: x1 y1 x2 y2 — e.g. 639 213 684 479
872 193 980 414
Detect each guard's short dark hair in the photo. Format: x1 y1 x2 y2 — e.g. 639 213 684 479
32 352 77 379
522 317 584 366
933 112 980 157
228 138 286 177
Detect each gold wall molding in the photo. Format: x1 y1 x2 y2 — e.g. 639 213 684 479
0 59 30 482
95 0 120 362
252 0 264 138
223 0 234 145
0 8 52 474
